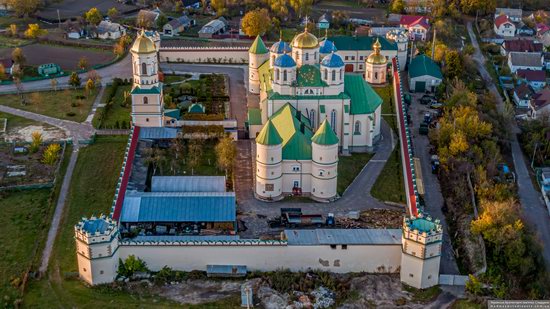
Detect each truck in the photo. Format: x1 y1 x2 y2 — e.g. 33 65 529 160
269 208 336 228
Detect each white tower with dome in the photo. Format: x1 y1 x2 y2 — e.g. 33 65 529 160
365 38 388 85
130 31 164 127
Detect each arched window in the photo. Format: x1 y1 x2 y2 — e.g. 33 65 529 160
324 69 328 80
330 109 337 133
354 121 361 134
283 70 287 81
331 70 336 81
314 52 317 60
305 53 309 61
141 63 147 75
340 69 343 80
309 109 316 128
375 72 378 80
143 96 148 104
274 68 279 81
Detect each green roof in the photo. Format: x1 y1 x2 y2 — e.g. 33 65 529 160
258 60 272 92
311 119 339 145
131 85 162 94
269 103 314 160
328 36 397 51
248 108 262 125
408 54 443 79
344 74 382 115
297 65 328 87
409 218 437 233
249 35 269 54
188 103 205 113
164 109 181 120
256 119 283 146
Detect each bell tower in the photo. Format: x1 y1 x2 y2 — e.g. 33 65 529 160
130 30 164 127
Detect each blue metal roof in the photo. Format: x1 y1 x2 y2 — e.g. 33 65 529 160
151 176 226 192
81 219 110 234
321 52 344 68
284 229 401 245
138 127 179 140
270 40 292 54
274 53 296 68
319 39 337 54
120 192 236 223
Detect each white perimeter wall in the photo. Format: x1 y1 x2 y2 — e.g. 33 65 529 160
118 243 402 274
159 49 249 64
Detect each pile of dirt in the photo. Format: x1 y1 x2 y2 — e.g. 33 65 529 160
5 125 67 142
337 209 404 229
155 279 244 305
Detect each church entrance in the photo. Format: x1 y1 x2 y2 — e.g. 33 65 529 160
345 64 354 72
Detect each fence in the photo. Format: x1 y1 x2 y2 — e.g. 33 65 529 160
439 274 469 286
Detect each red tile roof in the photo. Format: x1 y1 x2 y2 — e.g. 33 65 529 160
399 15 430 29
517 69 546 82
503 39 543 53
532 87 550 109
495 14 513 28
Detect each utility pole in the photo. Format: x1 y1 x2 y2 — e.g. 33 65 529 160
532 142 539 169
431 28 436 59
57 9 61 27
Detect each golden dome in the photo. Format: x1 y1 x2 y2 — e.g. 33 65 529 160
292 29 319 49
131 31 156 54
366 38 387 65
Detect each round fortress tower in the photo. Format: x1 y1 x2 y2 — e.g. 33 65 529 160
248 35 270 94
255 119 283 200
311 119 339 200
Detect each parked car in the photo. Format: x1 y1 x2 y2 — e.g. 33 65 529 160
423 112 432 124
431 155 440 174
419 122 429 135
429 102 444 109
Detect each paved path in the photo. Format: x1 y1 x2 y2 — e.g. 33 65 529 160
0 54 132 93
467 22 550 267
39 144 80 274
85 84 107 124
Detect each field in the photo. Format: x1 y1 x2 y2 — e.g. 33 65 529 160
370 147 406 205
0 144 71 307
0 44 115 71
0 88 98 122
94 84 132 129
375 85 397 131
337 153 374 195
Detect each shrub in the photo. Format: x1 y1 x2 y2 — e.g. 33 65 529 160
66 112 76 117
42 143 61 165
30 131 42 153
117 255 149 278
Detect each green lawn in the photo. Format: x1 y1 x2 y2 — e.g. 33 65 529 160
0 88 99 122
0 144 72 307
0 35 32 48
371 147 406 204
337 153 374 195
160 139 225 177
94 85 132 129
451 299 483 309
375 85 398 132
402 284 441 303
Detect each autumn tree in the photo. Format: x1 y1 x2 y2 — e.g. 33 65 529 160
78 56 89 71
459 0 496 15
241 8 271 37
444 50 462 79
156 14 168 29
136 10 153 28
107 7 119 20
390 0 405 13
11 47 26 66
215 136 236 175
432 43 448 62
24 23 47 38
269 0 289 18
8 24 17 36
85 78 95 96
50 78 58 91
289 0 313 18
7 0 40 17
42 143 61 165
187 139 203 173
85 7 103 26
210 0 227 16
430 0 447 18
0 64 5 80
69 72 81 89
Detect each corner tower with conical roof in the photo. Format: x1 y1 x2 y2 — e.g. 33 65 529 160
365 38 388 85
311 119 339 200
248 35 269 94
130 30 164 127
255 119 283 200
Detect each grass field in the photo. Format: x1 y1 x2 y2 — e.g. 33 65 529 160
0 111 43 132
0 35 32 48
375 85 397 132
337 153 374 195
0 144 72 307
95 84 132 129
371 147 406 204
0 88 98 122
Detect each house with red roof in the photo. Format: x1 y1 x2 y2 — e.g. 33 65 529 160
399 15 430 41
500 39 543 56
516 69 547 90
529 87 550 120
513 83 534 108
494 15 516 37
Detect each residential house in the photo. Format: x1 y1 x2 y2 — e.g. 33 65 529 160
529 87 550 120
404 0 433 13
408 54 443 93
399 15 430 41
66 26 84 39
516 69 547 90
181 0 201 9
163 15 193 37
500 39 543 56
96 20 126 40
513 83 534 108
517 24 535 36
198 17 227 38
495 8 523 23
544 53 550 70
494 15 516 37
507 52 543 73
